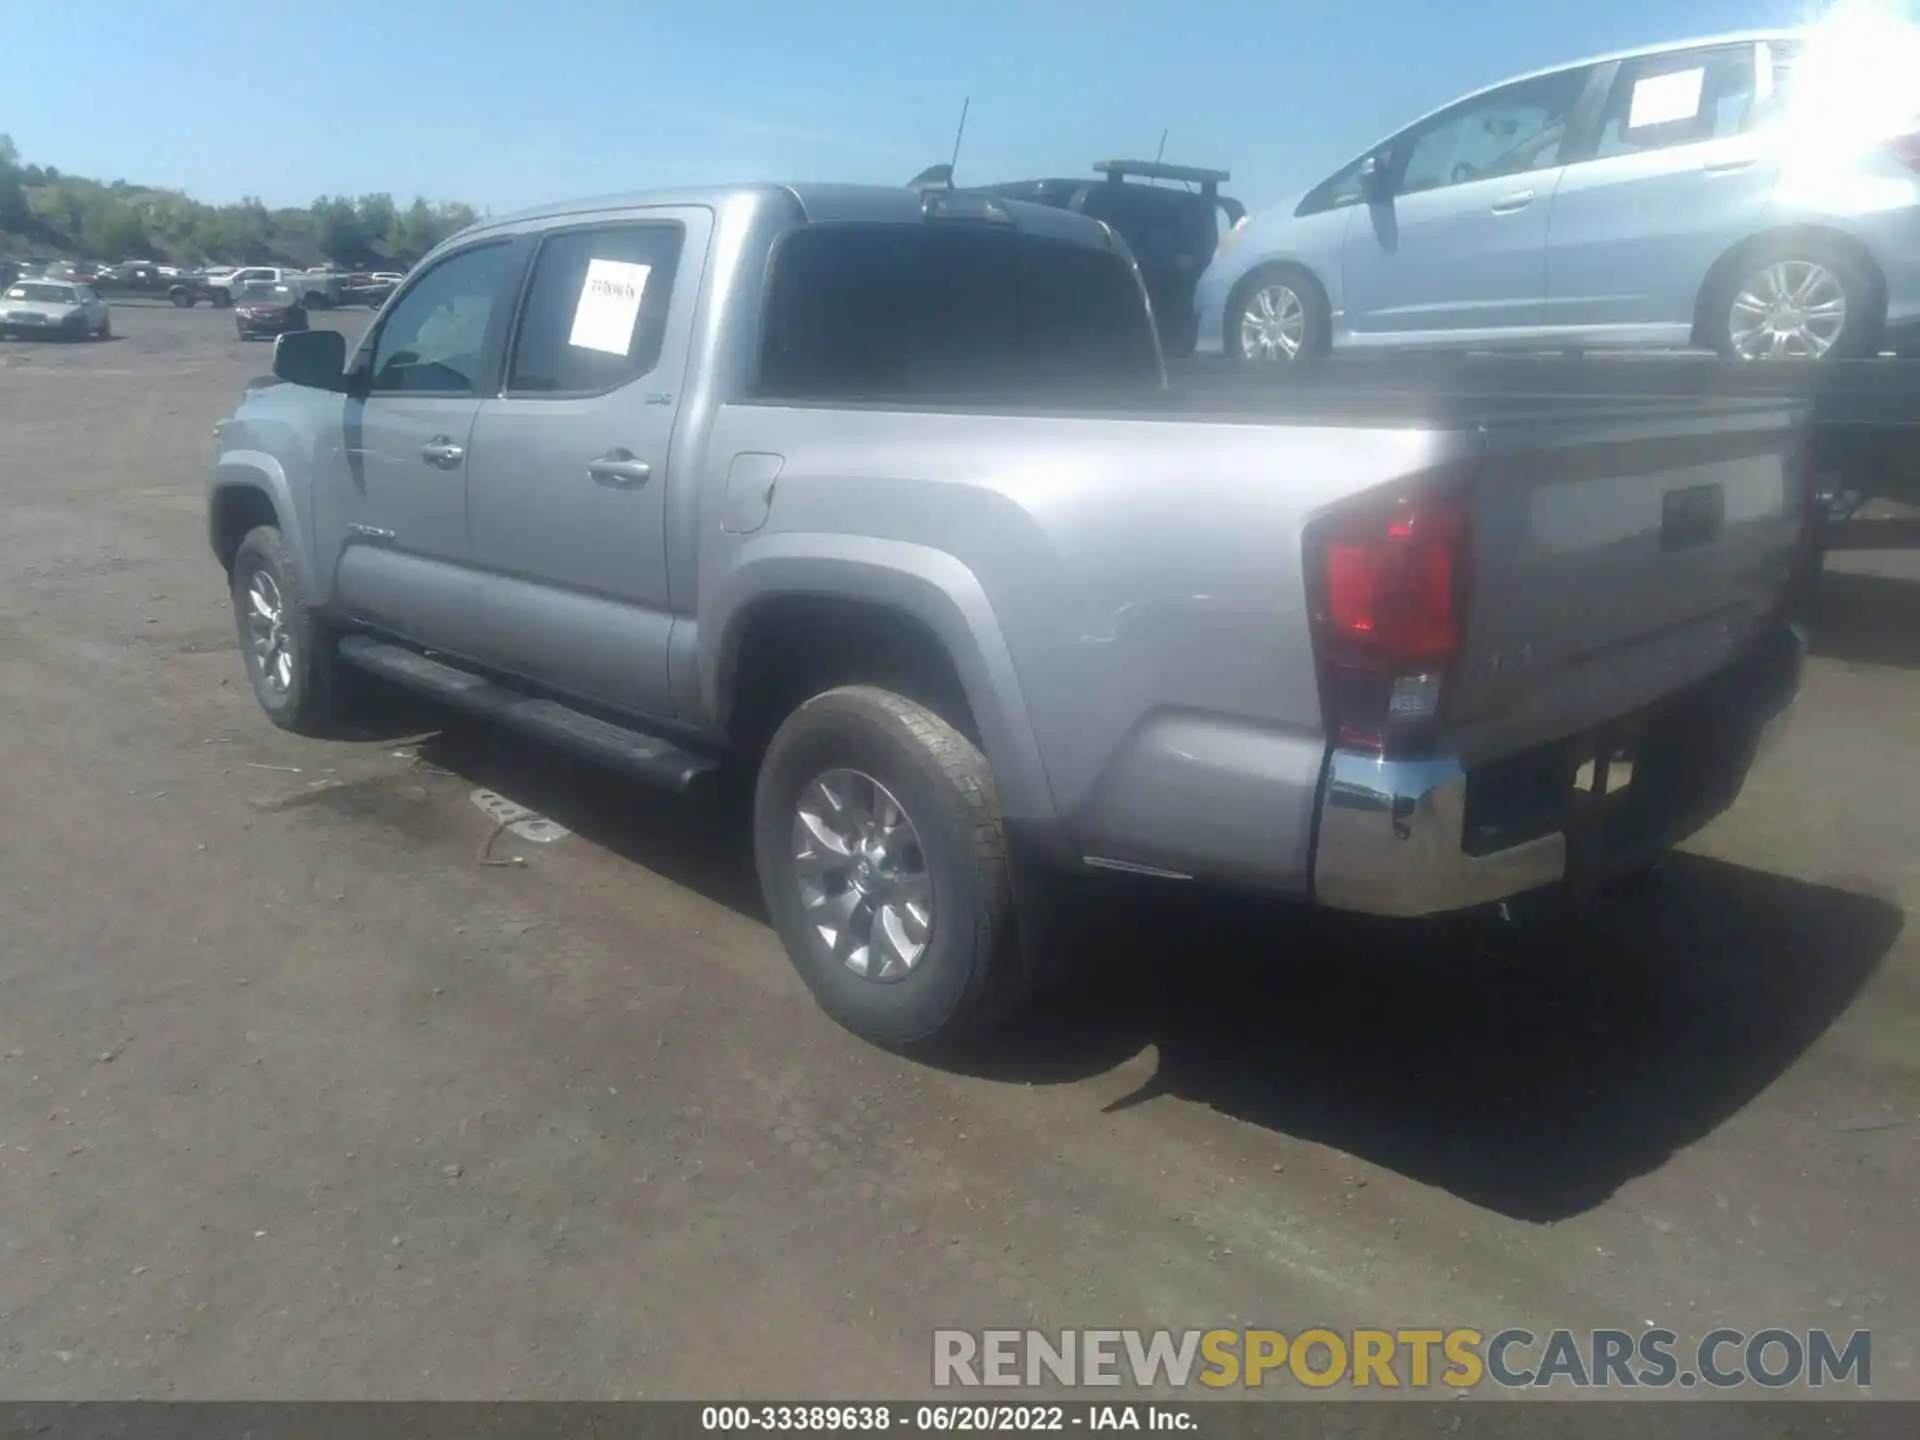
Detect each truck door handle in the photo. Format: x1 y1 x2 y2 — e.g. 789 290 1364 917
419 437 465 468
1705 158 1757 175
588 450 652 488
1490 190 1535 214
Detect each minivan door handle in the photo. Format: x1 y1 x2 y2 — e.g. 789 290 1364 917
1490 190 1535 214
419 437 465 468
1705 158 1757 175
588 450 653 489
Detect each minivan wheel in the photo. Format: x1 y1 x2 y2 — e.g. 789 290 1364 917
1707 240 1879 361
229 525 347 736
1228 265 1329 366
753 686 1025 1051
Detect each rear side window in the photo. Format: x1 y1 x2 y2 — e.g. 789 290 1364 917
757 224 1161 402
1591 45 1759 159
505 224 685 395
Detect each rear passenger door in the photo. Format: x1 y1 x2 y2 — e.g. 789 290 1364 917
465 209 708 721
1543 43 1775 337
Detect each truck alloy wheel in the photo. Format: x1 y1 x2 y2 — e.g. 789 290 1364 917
228 525 346 736
790 767 934 982
243 565 296 699
753 686 1024 1050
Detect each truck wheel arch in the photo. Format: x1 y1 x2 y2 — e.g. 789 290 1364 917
705 540 1061 839
210 461 316 600
211 483 281 572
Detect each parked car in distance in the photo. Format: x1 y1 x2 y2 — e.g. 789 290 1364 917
912 159 1246 356
336 273 400 308
233 281 309 340
208 180 1809 1050
168 277 224 308
100 261 175 294
1198 28 1920 365
1 278 112 340
187 266 341 309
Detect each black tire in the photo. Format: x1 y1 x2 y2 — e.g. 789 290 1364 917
753 686 1025 1051
213 291 233 309
1225 264 1331 367
1702 237 1882 361
95 317 111 340
229 525 346 736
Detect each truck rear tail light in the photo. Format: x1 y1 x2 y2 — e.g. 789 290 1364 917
1889 132 1920 174
1307 489 1469 752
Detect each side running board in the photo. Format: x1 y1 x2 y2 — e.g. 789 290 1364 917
336 636 720 794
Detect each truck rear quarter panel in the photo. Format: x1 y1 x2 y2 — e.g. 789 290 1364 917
698 403 1463 888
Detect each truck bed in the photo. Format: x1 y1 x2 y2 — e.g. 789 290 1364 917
1165 354 1920 503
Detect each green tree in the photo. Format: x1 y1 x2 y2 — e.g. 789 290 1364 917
388 196 438 264
78 197 149 258
311 194 370 266
433 200 478 235
0 133 29 234
356 192 396 250
194 204 269 263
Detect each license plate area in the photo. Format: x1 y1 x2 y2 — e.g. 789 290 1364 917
1463 718 1648 860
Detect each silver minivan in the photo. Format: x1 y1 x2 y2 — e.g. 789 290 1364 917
1196 28 1920 362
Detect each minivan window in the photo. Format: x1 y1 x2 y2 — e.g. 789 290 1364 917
506 223 685 395
757 224 1161 402
1398 67 1590 194
365 242 516 396
1590 45 1759 159
1298 155 1372 216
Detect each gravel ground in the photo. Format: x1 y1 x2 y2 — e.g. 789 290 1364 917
1 299 1917 1402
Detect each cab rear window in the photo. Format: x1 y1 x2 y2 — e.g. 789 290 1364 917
757 223 1161 402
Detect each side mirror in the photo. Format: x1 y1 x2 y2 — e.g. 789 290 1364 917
272 328 348 391
1357 153 1391 201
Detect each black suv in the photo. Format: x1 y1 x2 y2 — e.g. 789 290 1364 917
911 159 1244 356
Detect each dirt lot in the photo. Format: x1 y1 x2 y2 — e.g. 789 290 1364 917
2 300 1918 1402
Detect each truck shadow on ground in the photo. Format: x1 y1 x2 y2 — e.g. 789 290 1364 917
988 860 1901 1222
414 720 1901 1226
1822 517 1920 553
1810 568 1920 670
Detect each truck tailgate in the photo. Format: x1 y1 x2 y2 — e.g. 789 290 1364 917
1445 404 1810 765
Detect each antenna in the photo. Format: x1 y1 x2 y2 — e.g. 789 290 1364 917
1154 129 1169 166
948 97 970 183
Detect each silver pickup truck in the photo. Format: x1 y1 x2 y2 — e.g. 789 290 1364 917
208 182 1811 1049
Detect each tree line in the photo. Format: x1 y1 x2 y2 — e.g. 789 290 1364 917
0 135 480 269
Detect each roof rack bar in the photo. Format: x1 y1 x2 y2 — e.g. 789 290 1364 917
1094 159 1232 187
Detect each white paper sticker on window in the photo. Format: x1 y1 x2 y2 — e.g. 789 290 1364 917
568 259 651 356
1627 67 1705 129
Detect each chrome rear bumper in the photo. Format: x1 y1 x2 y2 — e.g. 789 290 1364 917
1311 625 1804 919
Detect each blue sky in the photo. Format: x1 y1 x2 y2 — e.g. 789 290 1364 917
2 0 1818 216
